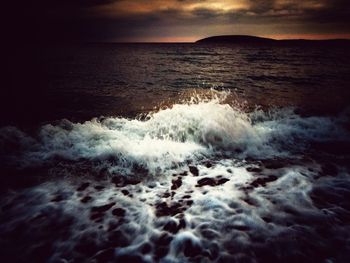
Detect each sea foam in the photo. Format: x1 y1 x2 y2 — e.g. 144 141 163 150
0 91 348 177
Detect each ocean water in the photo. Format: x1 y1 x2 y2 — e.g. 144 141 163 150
1 44 350 262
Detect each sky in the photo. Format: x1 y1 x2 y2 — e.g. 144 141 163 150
5 0 350 43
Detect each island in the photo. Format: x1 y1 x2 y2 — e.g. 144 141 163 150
196 35 350 46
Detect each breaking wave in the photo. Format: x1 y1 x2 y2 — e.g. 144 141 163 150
1 91 349 176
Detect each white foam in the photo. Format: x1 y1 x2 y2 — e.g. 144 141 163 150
1 92 348 177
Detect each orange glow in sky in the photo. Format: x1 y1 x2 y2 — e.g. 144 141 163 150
86 0 350 42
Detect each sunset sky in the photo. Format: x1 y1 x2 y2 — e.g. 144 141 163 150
6 0 350 42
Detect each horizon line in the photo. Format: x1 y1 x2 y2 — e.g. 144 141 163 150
89 37 350 44
91 34 350 44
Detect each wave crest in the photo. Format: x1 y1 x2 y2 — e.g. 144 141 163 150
1 92 348 176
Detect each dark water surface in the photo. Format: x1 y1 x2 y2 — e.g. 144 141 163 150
3 43 350 125
1 43 350 262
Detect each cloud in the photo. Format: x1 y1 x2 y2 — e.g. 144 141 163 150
3 0 350 42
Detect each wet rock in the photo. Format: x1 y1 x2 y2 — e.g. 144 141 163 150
197 178 216 187
77 182 90 192
155 232 173 246
121 189 129 196
246 167 263 173
90 213 104 222
163 220 178 234
163 192 171 198
179 218 186 229
204 161 213 168
91 202 116 213
163 218 186 234
242 197 256 206
196 177 230 187
186 200 193 206
90 202 116 221
125 178 141 185
171 177 182 190
153 232 173 260
80 196 92 203
51 195 64 202
217 178 230 185
189 166 199 176
94 185 105 191
112 208 126 217
183 239 202 258
155 201 185 217
112 176 140 187
250 175 278 188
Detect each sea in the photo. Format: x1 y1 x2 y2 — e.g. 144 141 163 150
1 43 350 262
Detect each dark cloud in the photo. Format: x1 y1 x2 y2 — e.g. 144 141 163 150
3 0 350 44
308 0 350 24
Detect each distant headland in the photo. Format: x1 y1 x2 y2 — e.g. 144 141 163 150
196 35 350 46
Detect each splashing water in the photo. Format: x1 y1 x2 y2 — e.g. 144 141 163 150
1 90 348 176
1 91 350 263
